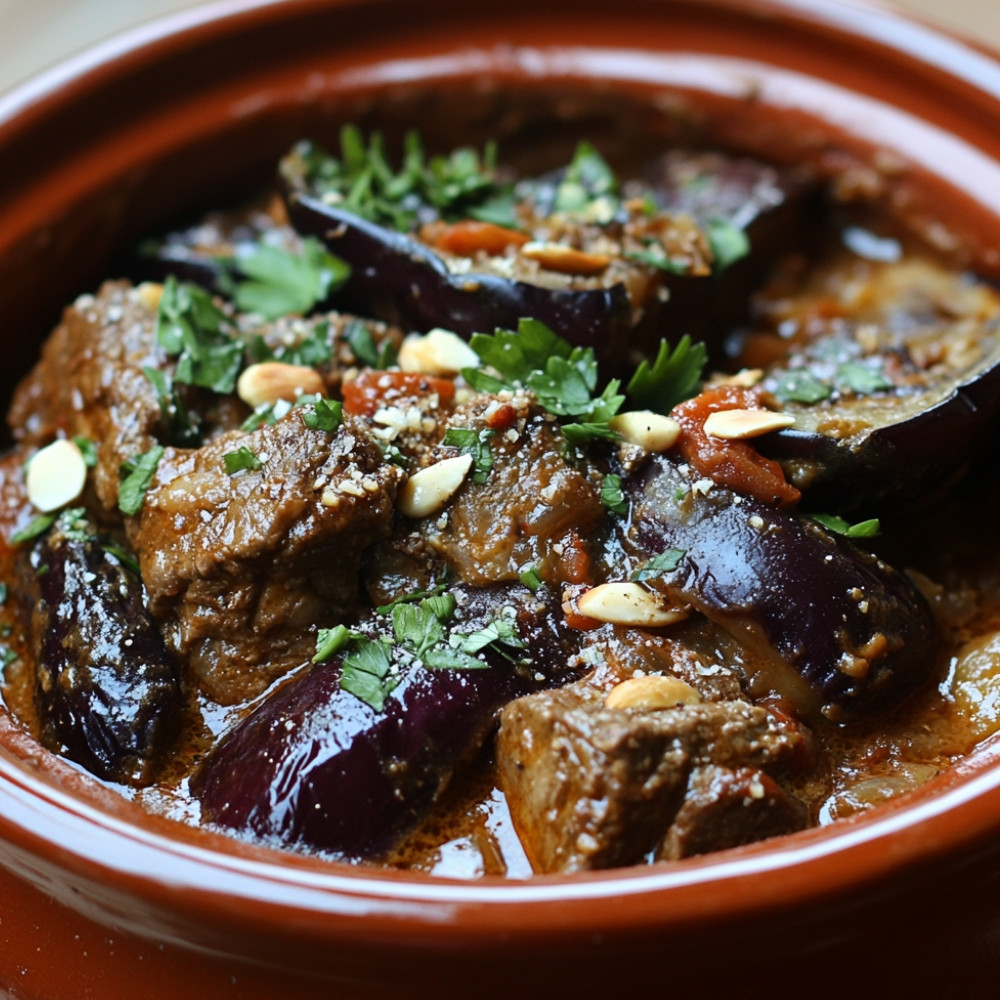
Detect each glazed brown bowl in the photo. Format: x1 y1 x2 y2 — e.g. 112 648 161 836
4 1 1000 997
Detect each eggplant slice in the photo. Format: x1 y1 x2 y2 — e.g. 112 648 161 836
626 455 938 723
750 253 1000 513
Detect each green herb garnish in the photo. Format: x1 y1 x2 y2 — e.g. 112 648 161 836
770 370 833 406
72 436 98 468
632 548 685 581
518 566 543 592
442 427 495 483
143 366 201 446
300 397 344 433
10 514 56 545
230 239 349 320
601 473 629 517
343 319 398 370
118 446 164 517
553 142 618 218
706 219 750 271
313 623 360 663
836 361 892 395
810 513 881 539
626 335 707 414
0 646 17 668
156 276 244 394
249 320 334 368
340 636 398 712
223 446 264 475
463 318 624 446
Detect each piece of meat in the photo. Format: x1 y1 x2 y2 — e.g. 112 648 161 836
7 281 166 518
658 765 807 861
134 409 404 703
496 673 806 873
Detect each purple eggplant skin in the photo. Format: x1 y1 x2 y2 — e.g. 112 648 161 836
194 583 581 859
17 515 182 786
757 336 1000 515
284 190 632 351
626 456 938 723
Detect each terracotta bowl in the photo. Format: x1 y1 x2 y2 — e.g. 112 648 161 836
4 1 1000 997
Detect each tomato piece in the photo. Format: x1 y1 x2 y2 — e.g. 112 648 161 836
342 370 455 417
420 219 529 257
672 384 801 507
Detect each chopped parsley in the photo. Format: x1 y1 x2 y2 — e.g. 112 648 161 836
601 473 629 517
626 335 707 414
10 514 56 545
836 361 892 395
223 446 264 474
343 319 397 370
0 646 17 669
770 370 833 405
72 436 98 468
552 142 618 218
442 427 495 483
249 320 333 367
291 127 514 232
632 548 685 581
340 636 398 712
810 513 881 539
118 446 164 517
229 239 349 320
143 366 201 446
156 276 244 394
706 219 751 271
101 543 141 576
300 397 344 433
313 624 360 663
462 318 624 446
518 566 543 592
0 582 6 604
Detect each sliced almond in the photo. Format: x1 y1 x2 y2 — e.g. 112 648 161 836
575 582 687 628
520 241 611 276
25 439 88 513
604 674 702 711
609 411 681 452
136 281 164 312
703 408 796 440
398 328 479 377
237 362 326 409
397 453 473 519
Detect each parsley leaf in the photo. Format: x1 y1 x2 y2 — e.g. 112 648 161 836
343 319 398 370
706 219 751 271
632 548 685 581
300 398 344 433
313 624 360 663
626 335 707 414
518 566 543 592
836 361 892 395
118 446 164 517
249 320 333 368
442 427 495 483
770 370 833 406
810 513 881 538
156 276 244 394
463 319 625 444
601 473 629 517
142 366 201 446
0 646 17 669
340 636 397 711
10 514 56 545
231 239 349 320
72 436 98 468
553 142 618 217
223 446 263 474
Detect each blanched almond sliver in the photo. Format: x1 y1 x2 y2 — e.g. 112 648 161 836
576 582 687 628
703 408 796 439
25 439 88 513
398 328 479 376
397 453 473 519
604 674 702 710
237 362 326 408
609 411 681 452
520 242 611 276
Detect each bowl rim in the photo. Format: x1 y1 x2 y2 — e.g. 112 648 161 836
3 0 1000 947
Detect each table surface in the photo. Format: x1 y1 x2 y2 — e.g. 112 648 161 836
0 0 999 97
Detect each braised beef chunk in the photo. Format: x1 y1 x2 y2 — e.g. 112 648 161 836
496 675 806 873
658 765 807 861
196 583 583 858
8 281 167 517
16 511 181 787
134 411 404 704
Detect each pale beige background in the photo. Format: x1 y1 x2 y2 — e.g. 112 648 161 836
0 1 999 97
